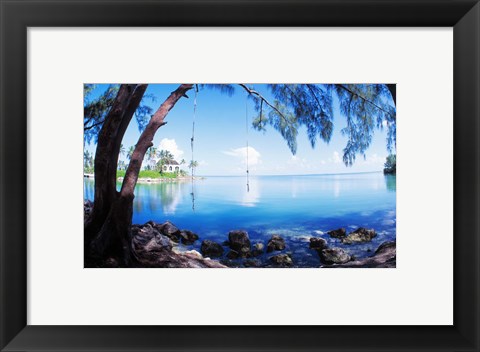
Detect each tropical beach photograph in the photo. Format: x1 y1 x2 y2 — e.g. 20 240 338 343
84 84 396 268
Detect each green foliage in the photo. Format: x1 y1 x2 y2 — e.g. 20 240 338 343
117 160 126 171
116 170 178 179
207 84 396 167
156 150 176 173
383 154 396 174
83 150 94 173
334 84 396 165
84 85 119 144
126 146 135 161
189 160 199 169
83 84 156 145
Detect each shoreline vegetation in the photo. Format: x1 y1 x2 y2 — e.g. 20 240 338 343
84 171 205 183
84 200 396 268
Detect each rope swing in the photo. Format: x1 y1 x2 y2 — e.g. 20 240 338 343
190 84 198 211
245 92 250 193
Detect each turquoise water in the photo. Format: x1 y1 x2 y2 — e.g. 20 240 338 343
84 172 396 266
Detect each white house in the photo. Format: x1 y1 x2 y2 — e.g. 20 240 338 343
162 160 180 173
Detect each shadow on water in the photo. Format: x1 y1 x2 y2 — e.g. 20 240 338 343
384 174 396 192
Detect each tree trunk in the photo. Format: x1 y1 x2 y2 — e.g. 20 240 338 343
84 84 147 246
89 84 193 266
386 84 396 106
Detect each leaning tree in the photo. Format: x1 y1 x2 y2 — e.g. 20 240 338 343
84 83 396 266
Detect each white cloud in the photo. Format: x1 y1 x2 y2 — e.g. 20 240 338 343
223 146 261 166
288 155 311 169
332 151 342 164
158 138 184 161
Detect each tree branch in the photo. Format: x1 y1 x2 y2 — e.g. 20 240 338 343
338 84 395 118
237 84 291 125
84 119 105 131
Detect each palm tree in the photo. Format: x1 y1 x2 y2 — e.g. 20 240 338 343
127 146 135 161
189 160 198 169
119 143 126 156
159 149 174 163
146 146 158 168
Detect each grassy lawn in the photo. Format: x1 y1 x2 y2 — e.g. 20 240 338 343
116 170 178 179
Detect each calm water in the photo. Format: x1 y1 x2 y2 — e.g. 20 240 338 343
84 172 396 266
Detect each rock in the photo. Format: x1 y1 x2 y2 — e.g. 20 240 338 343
244 259 262 268
252 242 265 257
375 240 396 255
84 200 93 222
319 247 352 264
267 235 286 253
228 230 251 257
269 254 293 267
341 227 376 244
227 247 251 259
309 237 328 250
182 250 203 260
322 241 396 268
161 221 181 237
327 228 346 238
226 250 238 259
200 240 224 258
179 230 199 245
132 223 173 252
104 257 119 268
89 220 227 268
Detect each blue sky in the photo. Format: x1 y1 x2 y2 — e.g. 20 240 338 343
85 84 394 176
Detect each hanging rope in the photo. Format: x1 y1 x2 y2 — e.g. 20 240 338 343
191 85 197 178
190 84 198 211
245 92 250 193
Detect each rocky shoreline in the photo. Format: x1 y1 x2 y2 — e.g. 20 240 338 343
84 200 396 268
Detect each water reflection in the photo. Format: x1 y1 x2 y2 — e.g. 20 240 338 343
84 173 396 235
384 175 396 192
134 181 188 215
83 178 190 216
241 177 260 207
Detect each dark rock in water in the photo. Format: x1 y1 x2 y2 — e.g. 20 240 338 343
160 221 181 240
180 230 199 245
84 200 94 223
341 227 376 244
322 241 396 268
269 253 293 267
227 250 239 259
222 240 230 246
227 247 251 259
228 230 251 257
220 259 243 268
201 240 224 258
319 247 352 264
309 237 328 250
252 242 265 257
327 228 346 238
267 235 286 253
244 259 262 268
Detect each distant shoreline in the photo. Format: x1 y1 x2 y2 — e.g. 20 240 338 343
118 176 204 184
84 171 390 182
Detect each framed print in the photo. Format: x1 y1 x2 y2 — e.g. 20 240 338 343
1 0 479 351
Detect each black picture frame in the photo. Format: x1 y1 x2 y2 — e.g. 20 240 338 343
1 0 479 351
